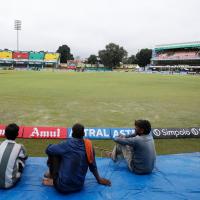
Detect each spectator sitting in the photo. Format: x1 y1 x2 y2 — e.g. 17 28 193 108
43 123 111 193
107 120 156 174
0 123 28 188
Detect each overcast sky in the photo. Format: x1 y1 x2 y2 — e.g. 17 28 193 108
0 0 200 58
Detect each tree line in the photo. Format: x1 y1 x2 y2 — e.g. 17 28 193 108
57 43 152 69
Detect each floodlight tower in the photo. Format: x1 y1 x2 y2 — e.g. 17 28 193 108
14 20 22 51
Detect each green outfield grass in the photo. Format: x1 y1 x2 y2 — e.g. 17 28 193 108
0 70 199 155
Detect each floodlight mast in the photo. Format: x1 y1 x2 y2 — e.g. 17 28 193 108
14 20 21 51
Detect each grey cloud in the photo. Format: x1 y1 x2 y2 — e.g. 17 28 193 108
0 0 200 58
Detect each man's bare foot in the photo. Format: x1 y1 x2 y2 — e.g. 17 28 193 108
42 178 54 186
105 151 117 162
105 151 112 158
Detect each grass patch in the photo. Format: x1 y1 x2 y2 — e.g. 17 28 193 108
0 70 199 155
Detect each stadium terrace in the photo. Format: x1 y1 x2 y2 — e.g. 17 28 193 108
0 50 60 69
151 41 200 73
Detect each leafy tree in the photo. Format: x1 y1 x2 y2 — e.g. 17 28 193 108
98 43 127 68
123 55 138 64
56 45 74 63
87 55 98 65
136 49 152 69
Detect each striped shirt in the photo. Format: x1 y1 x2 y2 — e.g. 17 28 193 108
0 140 27 188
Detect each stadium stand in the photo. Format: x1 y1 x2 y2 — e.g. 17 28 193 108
0 50 13 67
13 51 29 60
29 52 45 69
151 42 200 73
44 53 60 69
44 53 59 62
13 51 29 68
0 50 12 59
29 51 45 60
0 50 60 69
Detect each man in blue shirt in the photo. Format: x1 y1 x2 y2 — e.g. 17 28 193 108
43 123 111 193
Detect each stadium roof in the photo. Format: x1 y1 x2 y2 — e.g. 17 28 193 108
155 41 200 51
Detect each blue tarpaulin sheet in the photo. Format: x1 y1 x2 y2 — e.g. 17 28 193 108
0 153 199 200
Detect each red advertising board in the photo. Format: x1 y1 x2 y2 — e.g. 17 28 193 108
22 126 67 139
0 124 23 138
13 51 29 59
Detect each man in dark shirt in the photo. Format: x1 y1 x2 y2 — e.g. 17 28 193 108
43 123 111 193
